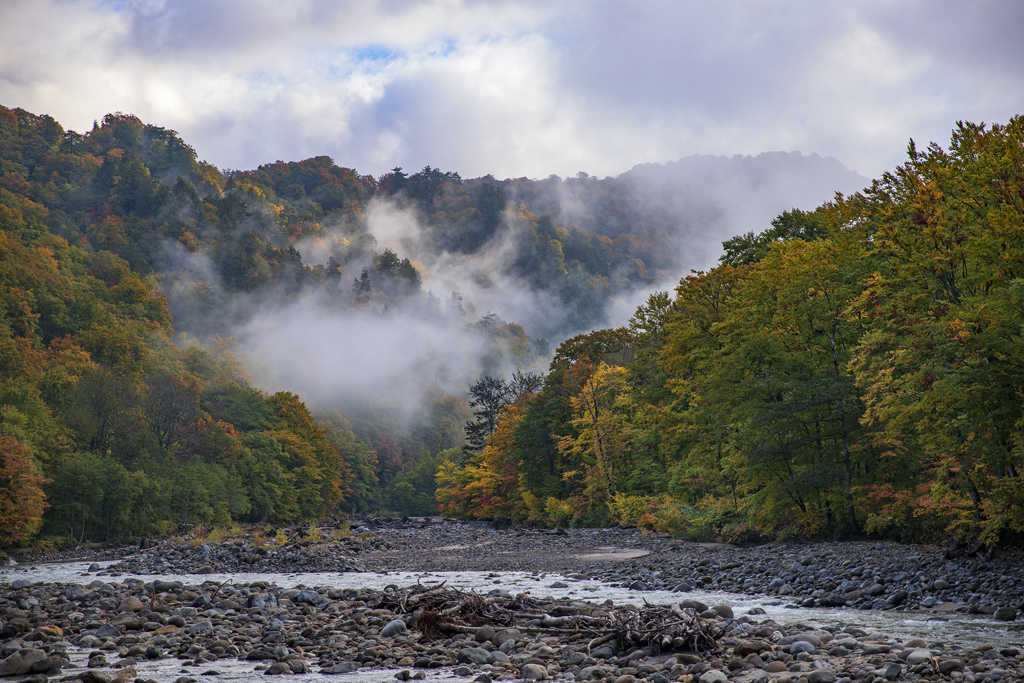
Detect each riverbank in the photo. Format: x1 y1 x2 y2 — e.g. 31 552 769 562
97 519 1024 619
2 520 1022 683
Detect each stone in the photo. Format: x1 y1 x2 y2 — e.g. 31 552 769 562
882 663 902 680
698 670 728 683
790 641 816 655
119 596 145 612
110 613 145 630
264 662 290 675
938 659 963 674
0 650 45 676
736 641 767 656
152 579 181 592
808 670 836 683
579 666 609 680
322 662 360 674
11 579 32 589
711 604 734 619
906 650 932 666
492 628 520 646
457 648 490 665
474 625 496 642
81 673 113 683
295 589 321 605
765 662 788 673
886 590 908 606
866 584 886 597
522 664 547 680
17 675 48 683
96 623 122 638
993 606 1018 621
381 618 408 637
188 620 213 634
680 599 709 612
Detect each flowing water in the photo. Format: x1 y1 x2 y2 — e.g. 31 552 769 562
3 560 1021 683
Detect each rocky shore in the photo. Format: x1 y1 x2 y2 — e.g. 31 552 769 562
2 520 1023 683
102 520 1024 619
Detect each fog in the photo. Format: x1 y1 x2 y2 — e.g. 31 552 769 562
162 150 867 425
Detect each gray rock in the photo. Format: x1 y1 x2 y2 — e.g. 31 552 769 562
487 651 510 665
295 589 321 605
906 650 932 666
698 670 728 683
474 625 496 642
457 647 490 665
886 590 908 606
322 661 360 674
247 593 277 609
381 619 408 637
882 663 902 680
790 641 816 655
711 604 733 619
264 662 290 675
522 663 547 680
188 620 213 634
938 659 963 674
994 606 1017 621
152 579 181 592
11 579 32 589
96 623 121 638
17 674 49 683
0 649 45 676
492 628 520 646
80 672 112 683
579 666 609 680
808 670 836 683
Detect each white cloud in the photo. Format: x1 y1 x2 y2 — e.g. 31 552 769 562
1 0 1021 179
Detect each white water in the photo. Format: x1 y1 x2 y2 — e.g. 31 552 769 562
3 560 1020 651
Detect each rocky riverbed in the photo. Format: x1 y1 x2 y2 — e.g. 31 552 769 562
2 519 1023 683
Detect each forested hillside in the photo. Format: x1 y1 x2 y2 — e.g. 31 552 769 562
439 118 1024 546
11 102 1005 548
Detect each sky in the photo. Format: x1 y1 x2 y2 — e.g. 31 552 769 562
1 0 1021 181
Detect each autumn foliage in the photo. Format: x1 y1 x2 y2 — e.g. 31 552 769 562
437 117 1024 545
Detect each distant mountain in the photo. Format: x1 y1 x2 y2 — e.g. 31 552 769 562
502 151 868 275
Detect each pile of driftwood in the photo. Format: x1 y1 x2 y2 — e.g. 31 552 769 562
372 583 723 654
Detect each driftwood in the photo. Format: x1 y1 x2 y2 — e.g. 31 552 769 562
371 584 723 654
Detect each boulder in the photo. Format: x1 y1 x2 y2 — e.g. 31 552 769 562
381 619 408 637
522 664 547 680
994 606 1018 621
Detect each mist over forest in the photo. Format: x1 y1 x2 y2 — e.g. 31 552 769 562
20 106 1024 547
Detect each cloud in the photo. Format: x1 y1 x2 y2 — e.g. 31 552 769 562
2 0 1021 182
237 297 489 416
